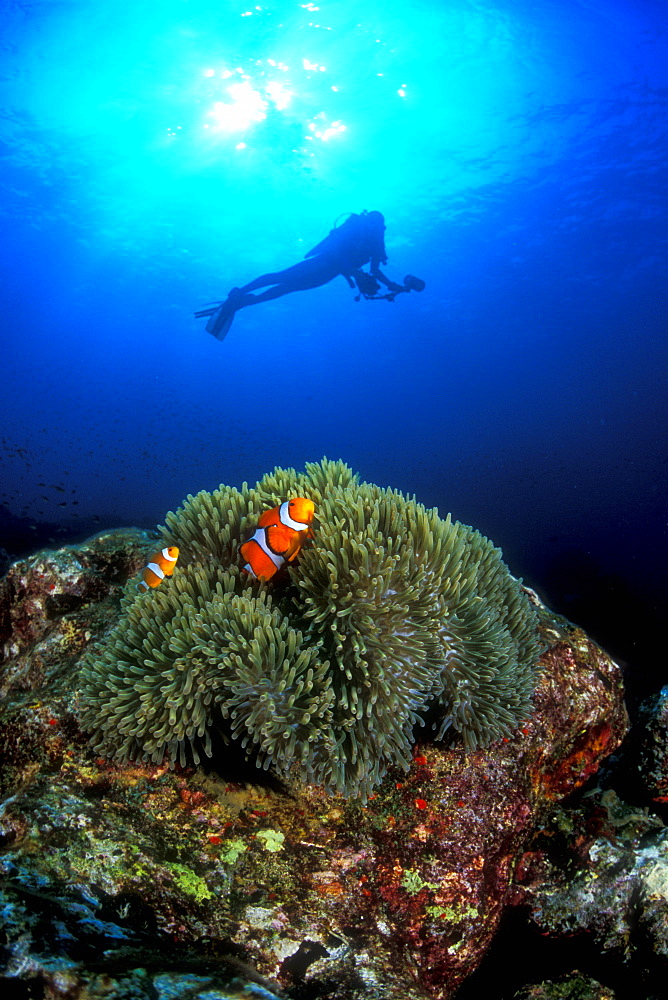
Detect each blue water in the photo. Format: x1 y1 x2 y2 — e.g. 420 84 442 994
2 0 667 677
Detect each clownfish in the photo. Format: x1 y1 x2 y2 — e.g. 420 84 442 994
137 546 179 592
240 498 315 581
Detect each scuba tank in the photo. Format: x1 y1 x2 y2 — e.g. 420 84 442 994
304 212 363 259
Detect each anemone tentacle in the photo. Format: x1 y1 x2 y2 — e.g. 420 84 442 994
77 458 543 799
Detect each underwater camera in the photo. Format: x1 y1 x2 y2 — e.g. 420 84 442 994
404 274 426 292
355 271 381 296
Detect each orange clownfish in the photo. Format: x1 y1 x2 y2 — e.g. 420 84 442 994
137 545 179 592
240 498 315 581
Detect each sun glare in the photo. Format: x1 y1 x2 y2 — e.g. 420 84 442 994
208 80 267 132
201 59 346 147
265 80 291 111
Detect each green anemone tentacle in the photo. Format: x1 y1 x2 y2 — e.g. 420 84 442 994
77 458 543 799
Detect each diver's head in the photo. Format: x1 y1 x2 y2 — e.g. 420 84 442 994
404 274 426 292
366 210 386 230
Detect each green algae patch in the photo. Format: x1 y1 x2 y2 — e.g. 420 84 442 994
256 829 285 853
219 839 248 864
401 869 439 895
426 903 479 922
166 863 213 903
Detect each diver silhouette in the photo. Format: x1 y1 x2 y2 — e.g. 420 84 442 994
194 210 425 341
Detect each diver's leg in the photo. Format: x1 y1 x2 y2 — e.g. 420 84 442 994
204 257 340 336
237 257 339 298
237 284 300 305
204 284 288 337
238 270 287 293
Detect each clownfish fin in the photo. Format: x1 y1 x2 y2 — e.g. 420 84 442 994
264 524 296 557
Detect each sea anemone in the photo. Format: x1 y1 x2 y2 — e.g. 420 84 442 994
77 459 543 799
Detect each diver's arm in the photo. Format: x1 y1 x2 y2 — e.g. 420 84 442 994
372 266 405 293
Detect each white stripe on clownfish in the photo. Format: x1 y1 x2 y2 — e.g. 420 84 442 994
243 528 284 573
278 500 311 532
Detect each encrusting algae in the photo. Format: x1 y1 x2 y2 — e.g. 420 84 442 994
77 458 543 800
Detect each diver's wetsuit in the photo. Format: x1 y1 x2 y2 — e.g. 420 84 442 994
232 211 389 302
198 211 398 339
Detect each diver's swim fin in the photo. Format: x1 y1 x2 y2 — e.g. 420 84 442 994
206 302 236 341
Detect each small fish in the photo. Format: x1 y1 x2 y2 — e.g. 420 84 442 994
240 498 315 581
137 546 179 592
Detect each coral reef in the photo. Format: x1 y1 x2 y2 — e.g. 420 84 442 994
516 787 668 962
512 973 617 1000
0 528 629 999
0 525 152 687
77 459 543 799
635 687 668 804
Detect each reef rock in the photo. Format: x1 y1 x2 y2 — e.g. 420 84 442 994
515 785 668 969
635 687 668 804
512 972 617 1000
0 530 628 1000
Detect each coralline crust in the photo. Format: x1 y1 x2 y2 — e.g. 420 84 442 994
77 458 543 799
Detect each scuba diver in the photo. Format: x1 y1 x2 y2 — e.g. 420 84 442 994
194 210 426 341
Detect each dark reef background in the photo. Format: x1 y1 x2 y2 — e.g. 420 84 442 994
2 0 667 706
